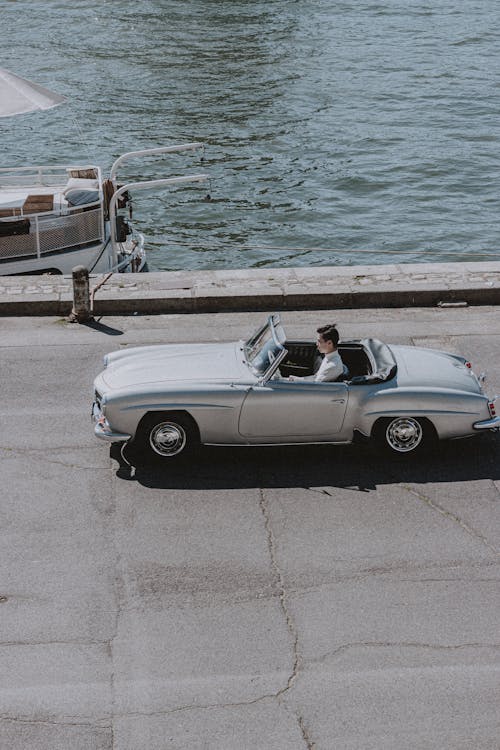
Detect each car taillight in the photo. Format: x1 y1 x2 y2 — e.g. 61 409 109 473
488 401 497 417
465 361 472 369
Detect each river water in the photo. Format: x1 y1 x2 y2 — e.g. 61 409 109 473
2 1 499 271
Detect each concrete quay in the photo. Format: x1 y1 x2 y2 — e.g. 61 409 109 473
1 308 499 750
1 259 500 314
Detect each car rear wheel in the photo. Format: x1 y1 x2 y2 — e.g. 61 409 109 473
374 417 435 457
136 412 199 460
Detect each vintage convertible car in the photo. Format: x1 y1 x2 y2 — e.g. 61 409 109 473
92 313 499 459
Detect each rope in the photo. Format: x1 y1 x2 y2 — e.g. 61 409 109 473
90 272 113 313
71 116 94 164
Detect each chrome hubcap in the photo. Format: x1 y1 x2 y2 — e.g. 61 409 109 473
386 418 422 453
149 422 186 457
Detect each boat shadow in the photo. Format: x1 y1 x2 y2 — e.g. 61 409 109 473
111 433 500 491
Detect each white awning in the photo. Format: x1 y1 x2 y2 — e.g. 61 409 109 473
0 67 65 118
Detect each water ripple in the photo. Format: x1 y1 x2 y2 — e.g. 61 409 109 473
1 0 499 270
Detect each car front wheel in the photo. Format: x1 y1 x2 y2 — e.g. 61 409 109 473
136 412 199 460
374 417 435 456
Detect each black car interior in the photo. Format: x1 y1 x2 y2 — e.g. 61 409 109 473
279 339 397 384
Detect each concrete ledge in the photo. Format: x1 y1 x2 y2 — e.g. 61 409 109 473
0 260 499 315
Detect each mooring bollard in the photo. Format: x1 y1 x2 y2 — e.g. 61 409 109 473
69 265 93 323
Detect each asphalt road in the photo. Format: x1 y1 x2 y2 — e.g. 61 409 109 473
1 308 499 750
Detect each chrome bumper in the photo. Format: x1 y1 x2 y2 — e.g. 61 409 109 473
473 415 500 431
92 402 131 443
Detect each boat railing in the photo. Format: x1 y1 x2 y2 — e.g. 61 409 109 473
110 144 203 181
0 202 105 262
0 164 101 188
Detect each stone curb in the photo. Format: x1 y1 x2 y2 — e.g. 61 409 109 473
0 260 499 315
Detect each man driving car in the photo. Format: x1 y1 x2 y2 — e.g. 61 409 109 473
289 323 346 382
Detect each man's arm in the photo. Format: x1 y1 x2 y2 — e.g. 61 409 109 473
314 355 344 382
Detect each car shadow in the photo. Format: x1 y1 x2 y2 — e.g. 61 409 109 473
110 433 500 491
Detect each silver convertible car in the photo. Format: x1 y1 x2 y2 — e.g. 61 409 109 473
92 313 499 460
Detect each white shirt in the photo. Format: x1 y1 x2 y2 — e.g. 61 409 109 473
314 350 344 382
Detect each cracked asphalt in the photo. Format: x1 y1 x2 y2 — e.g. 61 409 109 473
1 308 499 749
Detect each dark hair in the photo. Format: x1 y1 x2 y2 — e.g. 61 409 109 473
317 323 339 347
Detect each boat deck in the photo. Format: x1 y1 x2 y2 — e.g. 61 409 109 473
0 165 105 263
0 186 61 217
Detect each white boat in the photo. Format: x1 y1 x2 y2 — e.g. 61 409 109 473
0 146 208 275
0 68 208 275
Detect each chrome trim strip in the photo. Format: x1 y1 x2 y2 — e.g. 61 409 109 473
94 423 132 442
205 440 353 447
121 402 235 412
92 402 131 442
473 415 500 431
365 408 478 417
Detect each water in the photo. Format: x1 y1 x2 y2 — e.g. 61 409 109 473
2 0 499 271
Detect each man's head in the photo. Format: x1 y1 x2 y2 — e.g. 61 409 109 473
316 323 339 354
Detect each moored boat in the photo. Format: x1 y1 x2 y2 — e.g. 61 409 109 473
0 68 208 275
0 145 207 275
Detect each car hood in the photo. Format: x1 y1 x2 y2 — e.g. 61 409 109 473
99 342 251 390
390 344 480 393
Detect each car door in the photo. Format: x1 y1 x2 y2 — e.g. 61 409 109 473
238 379 349 441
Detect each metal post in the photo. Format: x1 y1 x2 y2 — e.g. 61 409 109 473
34 215 41 259
69 265 93 323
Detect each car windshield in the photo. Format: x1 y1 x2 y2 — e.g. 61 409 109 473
244 316 285 375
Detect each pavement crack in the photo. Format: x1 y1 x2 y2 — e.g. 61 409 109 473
492 479 500 499
0 715 109 729
306 487 335 497
0 639 110 648
400 483 498 554
312 640 500 664
398 577 500 583
0 445 100 470
108 457 122 750
108 695 277 719
259 489 301 696
105 696 315 733
297 714 317 749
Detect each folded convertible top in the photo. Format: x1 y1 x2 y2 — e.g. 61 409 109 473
349 338 397 385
